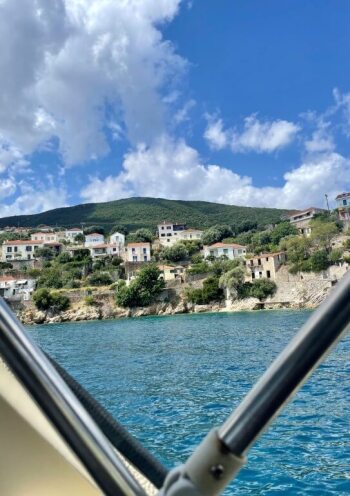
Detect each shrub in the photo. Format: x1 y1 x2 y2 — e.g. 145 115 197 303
33 288 70 312
115 265 165 308
56 252 72 264
33 288 53 310
309 250 330 272
185 277 223 304
87 271 113 286
85 295 96 306
248 279 277 300
160 243 189 262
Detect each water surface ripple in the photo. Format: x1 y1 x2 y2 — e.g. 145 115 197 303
28 310 350 495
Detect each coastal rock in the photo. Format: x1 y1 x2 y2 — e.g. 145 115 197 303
225 297 261 311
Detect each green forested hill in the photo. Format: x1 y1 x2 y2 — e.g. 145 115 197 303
0 197 288 231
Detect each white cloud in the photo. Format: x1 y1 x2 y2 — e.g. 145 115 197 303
204 114 300 153
0 184 68 217
81 135 349 209
204 118 228 150
0 0 185 165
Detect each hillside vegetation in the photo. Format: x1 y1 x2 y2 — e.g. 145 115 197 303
0 197 288 231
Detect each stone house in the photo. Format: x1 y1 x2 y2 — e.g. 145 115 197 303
288 207 327 236
158 264 185 282
246 252 286 281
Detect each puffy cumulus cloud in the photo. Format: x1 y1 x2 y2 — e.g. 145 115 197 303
81 136 350 209
204 115 300 153
0 183 68 217
0 0 184 165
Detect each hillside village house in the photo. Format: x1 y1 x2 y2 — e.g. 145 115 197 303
177 228 203 242
336 192 350 226
110 232 125 246
203 243 247 260
84 233 105 247
158 264 185 282
246 252 286 281
288 207 327 236
0 276 36 300
31 232 59 242
88 243 121 259
157 221 187 245
2 240 43 261
64 228 84 241
127 242 151 262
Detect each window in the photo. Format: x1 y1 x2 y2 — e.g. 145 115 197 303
166 226 171 230
144 256 147 261
223 249 228 255
343 199 347 205
6 255 12 259
26 246 32 252
258 258 261 265
167 239 171 242
132 248 135 252
266 270 271 278
161 226 165 230
252 272 255 279
167 233 172 237
161 233 165 237
266 257 269 262
133 256 137 262
7 247 12 253
143 248 147 254
14 247 18 252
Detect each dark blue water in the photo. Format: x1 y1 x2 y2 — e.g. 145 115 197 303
28 311 350 495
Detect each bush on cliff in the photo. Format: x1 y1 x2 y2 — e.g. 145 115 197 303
86 271 113 286
115 265 165 308
185 276 224 305
33 288 70 312
247 278 277 300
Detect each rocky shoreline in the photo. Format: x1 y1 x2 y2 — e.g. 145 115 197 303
18 295 319 326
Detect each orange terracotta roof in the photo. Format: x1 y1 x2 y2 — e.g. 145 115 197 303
207 242 246 249
0 276 16 282
248 251 285 260
127 242 151 247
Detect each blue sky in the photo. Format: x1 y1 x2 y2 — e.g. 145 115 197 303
1 0 350 216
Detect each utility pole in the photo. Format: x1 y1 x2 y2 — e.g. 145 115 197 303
325 194 330 215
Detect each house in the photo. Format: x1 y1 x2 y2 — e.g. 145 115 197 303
127 242 151 262
0 276 36 300
64 228 84 241
158 221 187 245
335 192 350 225
2 240 44 261
203 243 247 260
246 252 286 281
109 231 125 246
84 233 105 247
158 264 185 282
288 207 327 236
88 244 121 258
31 232 59 242
177 228 203 242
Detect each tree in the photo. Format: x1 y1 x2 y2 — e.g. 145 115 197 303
219 265 246 299
270 222 298 245
56 252 72 264
310 221 339 252
280 236 311 264
35 246 55 260
160 243 188 262
309 250 330 272
127 228 154 243
248 279 277 300
33 288 70 312
74 233 85 244
202 225 233 245
186 276 224 304
110 225 128 235
116 265 165 307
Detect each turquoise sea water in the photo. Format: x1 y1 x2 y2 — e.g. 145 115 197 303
28 310 350 495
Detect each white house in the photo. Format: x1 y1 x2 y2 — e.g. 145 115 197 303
2 240 43 261
158 221 187 245
109 231 125 246
0 276 36 300
177 228 203 243
64 228 84 241
84 233 105 247
127 242 151 262
31 232 59 242
203 242 247 260
89 244 122 258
